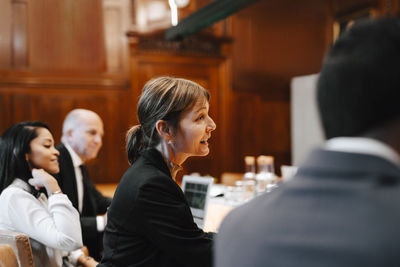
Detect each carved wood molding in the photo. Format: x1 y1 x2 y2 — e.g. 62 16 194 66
127 31 232 57
0 71 129 89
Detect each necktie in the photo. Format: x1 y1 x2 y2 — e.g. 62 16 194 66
79 164 90 182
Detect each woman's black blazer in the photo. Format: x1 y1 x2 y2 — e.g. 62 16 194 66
99 148 214 267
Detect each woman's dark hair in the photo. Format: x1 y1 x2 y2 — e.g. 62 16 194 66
0 121 50 193
126 76 210 164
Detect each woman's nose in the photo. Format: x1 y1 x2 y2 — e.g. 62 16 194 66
53 147 60 156
207 117 216 131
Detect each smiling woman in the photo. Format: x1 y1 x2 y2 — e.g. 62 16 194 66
99 77 216 267
0 121 96 267
26 127 60 174
0 122 61 192
173 98 216 160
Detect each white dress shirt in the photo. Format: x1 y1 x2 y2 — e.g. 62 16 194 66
63 143 84 213
0 179 83 267
325 137 400 167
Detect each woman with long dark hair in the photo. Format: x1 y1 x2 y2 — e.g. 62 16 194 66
0 121 96 267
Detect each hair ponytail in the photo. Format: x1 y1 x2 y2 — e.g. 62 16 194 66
126 125 145 165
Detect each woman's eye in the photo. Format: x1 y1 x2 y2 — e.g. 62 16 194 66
44 145 51 148
197 115 205 121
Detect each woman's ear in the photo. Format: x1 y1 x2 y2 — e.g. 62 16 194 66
155 120 172 142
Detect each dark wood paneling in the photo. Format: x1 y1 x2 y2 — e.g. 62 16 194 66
2 0 395 184
28 0 106 72
392 0 400 15
12 1 28 68
0 92 13 130
0 0 12 68
227 91 290 174
332 0 380 16
231 0 327 94
226 0 328 173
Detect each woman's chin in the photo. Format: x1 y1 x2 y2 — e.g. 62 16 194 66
199 149 210 156
47 166 60 174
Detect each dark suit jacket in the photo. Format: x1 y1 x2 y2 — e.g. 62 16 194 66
216 149 400 267
55 143 112 260
99 148 214 267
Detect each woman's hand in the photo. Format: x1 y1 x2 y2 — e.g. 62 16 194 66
29 168 62 196
80 246 89 256
77 255 98 267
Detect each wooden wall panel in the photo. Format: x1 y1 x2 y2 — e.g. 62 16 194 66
28 0 106 72
228 91 290 173
2 0 396 185
391 0 400 14
0 0 133 184
103 0 132 76
0 0 12 68
104 7 124 73
331 0 380 16
231 0 327 93
225 0 328 173
12 1 28 68
0 92 13 130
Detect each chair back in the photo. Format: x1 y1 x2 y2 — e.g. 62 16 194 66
0 244 18 267
0 230 34 267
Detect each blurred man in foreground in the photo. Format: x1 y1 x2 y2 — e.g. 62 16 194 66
216 17 400 267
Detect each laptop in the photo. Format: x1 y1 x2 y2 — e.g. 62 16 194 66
181 175 214 229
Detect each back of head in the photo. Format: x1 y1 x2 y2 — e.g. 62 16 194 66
0 121 49 193
126 76 210 164
317 17 400 139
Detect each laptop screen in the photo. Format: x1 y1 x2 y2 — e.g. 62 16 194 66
181 175 214 229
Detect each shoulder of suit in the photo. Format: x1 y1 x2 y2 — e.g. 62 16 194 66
122 163 176 190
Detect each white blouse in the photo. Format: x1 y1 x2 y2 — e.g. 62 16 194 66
0 179 83 267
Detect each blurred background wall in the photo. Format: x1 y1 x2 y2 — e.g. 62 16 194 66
0 0 397 183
